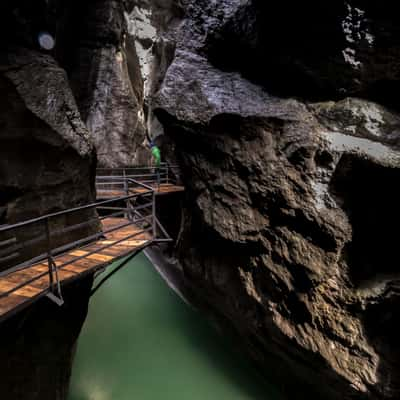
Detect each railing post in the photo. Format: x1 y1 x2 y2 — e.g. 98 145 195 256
152 190 156 240
127 198 134 222
44 217 54 290
123 169 128 196
123 170 131 220
166 163 169 185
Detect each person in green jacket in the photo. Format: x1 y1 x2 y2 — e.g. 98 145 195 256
150 141 161 187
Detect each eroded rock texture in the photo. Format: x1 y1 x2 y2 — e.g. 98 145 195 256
0 1 143 398
151 1 400 398
58 0 148 167
0 50 94 226
0 276 93 400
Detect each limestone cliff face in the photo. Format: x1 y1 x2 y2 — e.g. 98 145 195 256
58 0 149 167
149 1 400 399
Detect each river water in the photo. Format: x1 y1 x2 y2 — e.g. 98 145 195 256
68 253 283 400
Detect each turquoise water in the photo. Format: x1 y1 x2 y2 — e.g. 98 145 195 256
68 253 283 400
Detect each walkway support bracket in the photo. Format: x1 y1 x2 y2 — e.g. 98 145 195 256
45 217 64 306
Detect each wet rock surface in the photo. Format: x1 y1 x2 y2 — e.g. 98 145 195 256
151 1 400 398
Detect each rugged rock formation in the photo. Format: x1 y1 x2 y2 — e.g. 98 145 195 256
0 50 94 226
2 0 400 399
0 1 100 272
58 0 149 167
0 276 93 400
0 1 146 399
149 1 400 399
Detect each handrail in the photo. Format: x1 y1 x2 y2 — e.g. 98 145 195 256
96 162 179 172
0 171 175 312
0 192 150 234
95 176 156 193
127 177 155 192
0 176 157 272
0 225 154 299
96 163 182 188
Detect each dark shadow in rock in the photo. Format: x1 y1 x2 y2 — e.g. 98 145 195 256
329 154 400 287
204 0 400 109
363 291 400 398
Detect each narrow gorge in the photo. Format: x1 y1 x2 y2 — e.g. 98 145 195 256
1 1 400 400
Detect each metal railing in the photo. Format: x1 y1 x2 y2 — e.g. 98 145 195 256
0 178 171 305
96 163 181 188
95 174 155 198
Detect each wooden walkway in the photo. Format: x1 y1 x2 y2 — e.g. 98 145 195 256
0 218 151 322
96 183 185 199
0 168 181 323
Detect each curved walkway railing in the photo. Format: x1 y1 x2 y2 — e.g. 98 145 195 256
0 178 171 312
97 163 182 187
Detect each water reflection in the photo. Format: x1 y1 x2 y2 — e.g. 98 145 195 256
69 253 283 400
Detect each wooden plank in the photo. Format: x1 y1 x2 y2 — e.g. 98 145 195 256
0 294 28 315
56 269 78 280
0 215 153 321
14 285 43 297
30 264 49 273
2 267 44 282
2 270 50 291
60 258 98 270
99 239 149 247
69 250 113 262
96 183 184 199
0 280 24 293
69 250 91 257
85 253 114 262
115 240 148 247
0 279 42 297
57 254 99 269
92 246 131 257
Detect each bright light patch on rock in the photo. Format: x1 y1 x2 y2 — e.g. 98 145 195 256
322 131 400 166
311 179 332 211
341 3 374 68
354 103 385 137
116 51 123 63
126 7 157 97
342 47 361 69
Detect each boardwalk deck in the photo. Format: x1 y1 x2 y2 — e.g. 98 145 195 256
0 218 151 322
96 183 185 199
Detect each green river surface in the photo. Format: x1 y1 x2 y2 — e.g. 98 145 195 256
68 253 283 400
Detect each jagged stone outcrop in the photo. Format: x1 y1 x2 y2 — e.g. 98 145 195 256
0 0 141 400
205 0 400 106
0 49 94 227
151 1 400 399
0 276 93 400
58 0 148 167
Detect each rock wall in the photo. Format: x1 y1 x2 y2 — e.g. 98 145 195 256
0 276 93 400
0 2 98 271
58 0 149 167
0 1 138 399
150 1 400 399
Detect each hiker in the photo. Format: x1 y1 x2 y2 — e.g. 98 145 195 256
150 141 161 187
